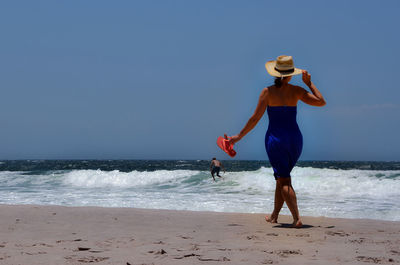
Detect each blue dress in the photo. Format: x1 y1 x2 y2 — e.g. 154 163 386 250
265 106 303 179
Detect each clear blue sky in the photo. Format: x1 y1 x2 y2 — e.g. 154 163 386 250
1 0 399 161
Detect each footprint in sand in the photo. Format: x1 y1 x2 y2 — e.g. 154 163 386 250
155 249 167 255
275 249 302 258
56 238 84 243
295 233 310 237
348 238 366 244
174 253 201 259
32 243 54 247
227 223 243 227
22 251 47 255
261 260 274 264
356 256 383 263
198 256 230 261
127 263 154 265
77 247 91 251
177 235 193 239
77 256 110 263
246 235 260 240
217 248 232 251
206 239 220 243
15 243 53 248
65 255 109 263
325 231 349 237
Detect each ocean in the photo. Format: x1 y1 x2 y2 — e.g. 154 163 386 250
0 160 399 221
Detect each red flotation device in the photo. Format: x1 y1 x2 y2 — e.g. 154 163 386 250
217 134 237 157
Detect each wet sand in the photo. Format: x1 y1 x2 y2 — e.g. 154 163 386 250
0 204 399 264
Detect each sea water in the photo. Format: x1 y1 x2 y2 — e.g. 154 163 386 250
0 160 399 221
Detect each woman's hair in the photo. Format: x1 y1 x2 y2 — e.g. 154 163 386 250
274 77 282 88
274 76 289 88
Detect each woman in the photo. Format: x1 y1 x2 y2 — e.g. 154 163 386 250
228 55 325 228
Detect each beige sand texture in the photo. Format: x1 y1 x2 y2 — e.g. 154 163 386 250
0 204 399 264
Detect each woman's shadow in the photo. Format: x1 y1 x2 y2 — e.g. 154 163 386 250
273 223 314 229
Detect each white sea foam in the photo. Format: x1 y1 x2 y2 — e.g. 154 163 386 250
0 167 399 220
292 167 400 198
63 169 200 188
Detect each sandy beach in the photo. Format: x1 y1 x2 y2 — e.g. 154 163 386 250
0 204 399 264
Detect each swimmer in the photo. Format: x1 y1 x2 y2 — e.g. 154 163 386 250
210 158 225 181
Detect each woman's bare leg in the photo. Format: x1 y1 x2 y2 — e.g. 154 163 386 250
278 177 302 228
266 181 284 223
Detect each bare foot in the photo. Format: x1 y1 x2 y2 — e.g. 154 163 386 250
291 219 302 228
265 215 278 223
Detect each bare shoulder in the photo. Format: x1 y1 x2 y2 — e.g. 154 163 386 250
291 85 307 96
259 87 270 102
261 86 272 96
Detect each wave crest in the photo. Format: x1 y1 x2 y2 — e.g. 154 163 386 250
63 169 200 188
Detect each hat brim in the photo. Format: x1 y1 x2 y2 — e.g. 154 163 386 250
265 60 303 77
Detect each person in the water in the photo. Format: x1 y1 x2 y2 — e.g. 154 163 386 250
210 158 225 181
227 55 326 228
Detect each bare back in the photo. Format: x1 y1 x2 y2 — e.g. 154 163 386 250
211 160 221 167
266 84 304 107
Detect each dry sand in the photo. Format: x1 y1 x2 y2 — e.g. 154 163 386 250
0 204 399 264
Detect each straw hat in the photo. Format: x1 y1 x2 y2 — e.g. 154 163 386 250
265 55 303 77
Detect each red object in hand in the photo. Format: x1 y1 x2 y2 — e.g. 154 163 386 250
217 135 237 157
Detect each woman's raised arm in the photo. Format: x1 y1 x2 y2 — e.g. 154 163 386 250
299 70 326 107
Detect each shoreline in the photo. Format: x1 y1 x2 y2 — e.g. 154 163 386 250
2 203 399 223
0 204 399 264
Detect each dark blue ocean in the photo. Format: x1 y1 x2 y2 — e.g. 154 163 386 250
1 160 399 221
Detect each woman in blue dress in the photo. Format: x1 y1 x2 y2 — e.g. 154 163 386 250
228 55 326 228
